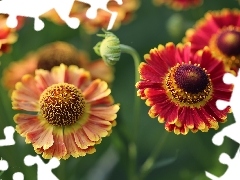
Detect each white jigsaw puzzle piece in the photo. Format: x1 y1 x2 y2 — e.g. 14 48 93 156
77 0 123 30
12 172 24 180
212 122 240 146
0 126 15 147
214 70 240 146
24 155 60 180
0 158 24 180
0 158 8 171
206 69 240 179
0 0 80 31
0 0 123 31
206 147 240 180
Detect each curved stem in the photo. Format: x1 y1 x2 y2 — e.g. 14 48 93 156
139 132 169 180
119 44 141 180
120 44 140 83
120 44 141 139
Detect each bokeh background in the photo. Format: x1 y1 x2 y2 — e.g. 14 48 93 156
0 0 239 179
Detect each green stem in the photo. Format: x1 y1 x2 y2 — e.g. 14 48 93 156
139 132 169 180
128 142 138 180
120 44 140 82
119 44 141 180
120 44 141 139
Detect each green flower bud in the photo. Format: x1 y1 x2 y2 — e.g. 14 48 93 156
94 30 121 66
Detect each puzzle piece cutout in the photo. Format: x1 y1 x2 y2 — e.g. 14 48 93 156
0 154 59 179
0 158 8 171
0 126 15 147
0 158 24 180
24 155 60 180
79 0 123 30
0 0 79 31
12 172 24 180
206 147 240 180
0 125 60 179
212 71 240 146
0 0 123 31
205 69 240 179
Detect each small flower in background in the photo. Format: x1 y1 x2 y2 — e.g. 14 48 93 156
153 0 203 10
2 41 114 91
1 53 38 91
11 64 120 159
183 9 240 73
41 0 140 34
0 15 20 55
136 42 232 135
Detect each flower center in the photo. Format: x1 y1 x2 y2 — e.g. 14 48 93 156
216 29 240 56
175 64 209 93
164 63 212 107
37 42 81 70
39 83 86 126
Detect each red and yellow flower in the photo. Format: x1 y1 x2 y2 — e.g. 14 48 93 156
2 41 114 91
184 9 240 73
136 42 232 135
11 64 119 159
153 0 203 10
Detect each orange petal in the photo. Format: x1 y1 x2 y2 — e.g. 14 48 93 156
11 75 41 111
63 132 92 159
84 121 109 138
111 120 117 127
83 79 110 102
50 63 67 83
73 128 95 149
88 116 112 127
40 128 67 159
17 74 42 98
65 65 91 90
82 126 100 142
35 70 55 91
26 124 54 150
89 96 114 106
88 104 120 120
14 114 43 137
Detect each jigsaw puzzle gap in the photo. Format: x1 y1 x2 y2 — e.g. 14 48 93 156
24 155 60 180
207 69 240 179
0 0 122 31
12 172 24 180
0 159 8 171
77 0 123 30
0 126 15 147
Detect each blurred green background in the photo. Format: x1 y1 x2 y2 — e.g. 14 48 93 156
0 0 239 179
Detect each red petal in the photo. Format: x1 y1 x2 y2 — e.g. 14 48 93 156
139 62 162 82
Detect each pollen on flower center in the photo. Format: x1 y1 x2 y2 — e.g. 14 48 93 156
216 29 240 56
175 64 209 93
39 83 86 126
164 63 212 107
